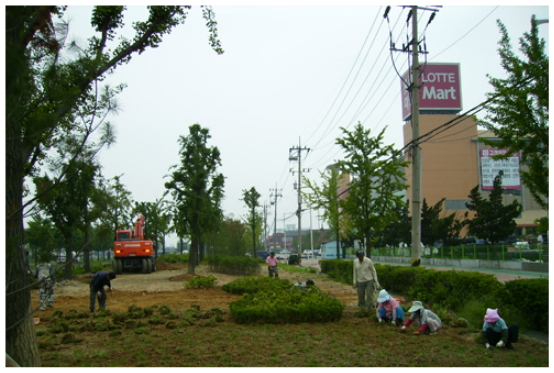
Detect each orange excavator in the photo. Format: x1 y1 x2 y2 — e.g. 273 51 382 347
112 213 156 274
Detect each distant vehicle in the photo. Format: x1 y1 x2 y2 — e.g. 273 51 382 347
514 241 530 250
256 251 270 260
113 213 156 274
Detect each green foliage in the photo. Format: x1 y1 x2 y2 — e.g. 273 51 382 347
321 260 548 334
420 198 463 247
241 187 262 254
165 124 225 272
478 17 548 210
319 259 354 285
335 123 409 256
499 278 548 333
207 255 260 276
302 166 345 248
464 173 522 244
229 286 343 324
157 253 189 264
206 217 246 257
184 275 217 289
222 276 292 295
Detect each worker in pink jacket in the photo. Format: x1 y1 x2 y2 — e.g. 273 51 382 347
376 289 405 326
266 252 279 278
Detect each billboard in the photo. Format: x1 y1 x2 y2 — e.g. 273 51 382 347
401 63 462 121
480 149 521 190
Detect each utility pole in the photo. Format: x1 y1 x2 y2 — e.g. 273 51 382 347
263 201 268 249
289 138 310 260
269 185 282 252
410 5 422 267
385 5 439 267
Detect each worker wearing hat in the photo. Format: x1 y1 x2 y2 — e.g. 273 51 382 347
376 289 405 326
353 250 381 310
400 300 442 335
482 308 518 350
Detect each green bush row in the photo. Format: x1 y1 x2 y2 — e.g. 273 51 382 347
320 259 548 333
224 276 343 324
222 276 292 295
157 253 189 264
207 255 261 276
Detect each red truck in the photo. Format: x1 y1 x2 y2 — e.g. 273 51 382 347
112 213 156 274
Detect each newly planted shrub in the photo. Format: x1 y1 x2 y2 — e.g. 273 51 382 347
184 275 217 289
230 286 343 324
222 276 291 295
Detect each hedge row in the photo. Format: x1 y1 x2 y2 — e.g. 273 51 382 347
320 259 548 333
224 276 343 324
207 255 261 276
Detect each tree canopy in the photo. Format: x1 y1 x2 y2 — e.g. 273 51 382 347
335 123 408 257
464 172 522 244
165 124 225 274
478 16 548 212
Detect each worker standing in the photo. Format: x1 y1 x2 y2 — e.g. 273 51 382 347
353 250 381 310
266 252 279 278
89 271 116 312
34 262 56 311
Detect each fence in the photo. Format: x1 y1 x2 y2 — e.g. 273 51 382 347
371 244 549 263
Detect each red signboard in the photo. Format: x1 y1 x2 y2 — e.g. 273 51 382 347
401 63 462 121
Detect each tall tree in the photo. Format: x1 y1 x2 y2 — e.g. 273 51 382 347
5 6 223 366
302 165 348 258
207 217 247 256
478 16 548 212
421 198 463 247
464 172 522 244
376 199 411 248
33 159 100 279
24 215 60 264
335 123 409 257
241 187 261 256
165 124 225 274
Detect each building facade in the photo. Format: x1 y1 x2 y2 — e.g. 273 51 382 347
403 113 546 238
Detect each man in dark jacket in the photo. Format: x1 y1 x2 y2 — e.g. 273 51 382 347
89 271 116 312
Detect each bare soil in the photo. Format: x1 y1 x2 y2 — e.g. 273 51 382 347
32 262 360 316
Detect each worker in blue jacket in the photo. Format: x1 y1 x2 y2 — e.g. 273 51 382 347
89 271 116 312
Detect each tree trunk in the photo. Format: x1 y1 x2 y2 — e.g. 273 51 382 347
365 232 372 258
187 235 198 274
6 125 42 366
64 237 73 280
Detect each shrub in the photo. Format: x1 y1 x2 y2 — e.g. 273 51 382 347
499 278 548 333
320 261 548 334
157 253 189 264
229 286 343 324
222 276 291 295
207 255 261 276
184 275 217 289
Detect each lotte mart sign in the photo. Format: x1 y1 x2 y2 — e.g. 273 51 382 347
480 149 521 190
401 63 462 121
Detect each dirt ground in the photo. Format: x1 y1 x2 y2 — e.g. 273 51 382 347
31 262 361 318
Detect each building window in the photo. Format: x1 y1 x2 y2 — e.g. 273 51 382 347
445 199 471 211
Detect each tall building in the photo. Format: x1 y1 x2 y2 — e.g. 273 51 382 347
403 113 546 237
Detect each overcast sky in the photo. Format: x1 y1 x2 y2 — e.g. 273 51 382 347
56 4 549 247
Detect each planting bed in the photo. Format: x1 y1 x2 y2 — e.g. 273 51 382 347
31 263 549 367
